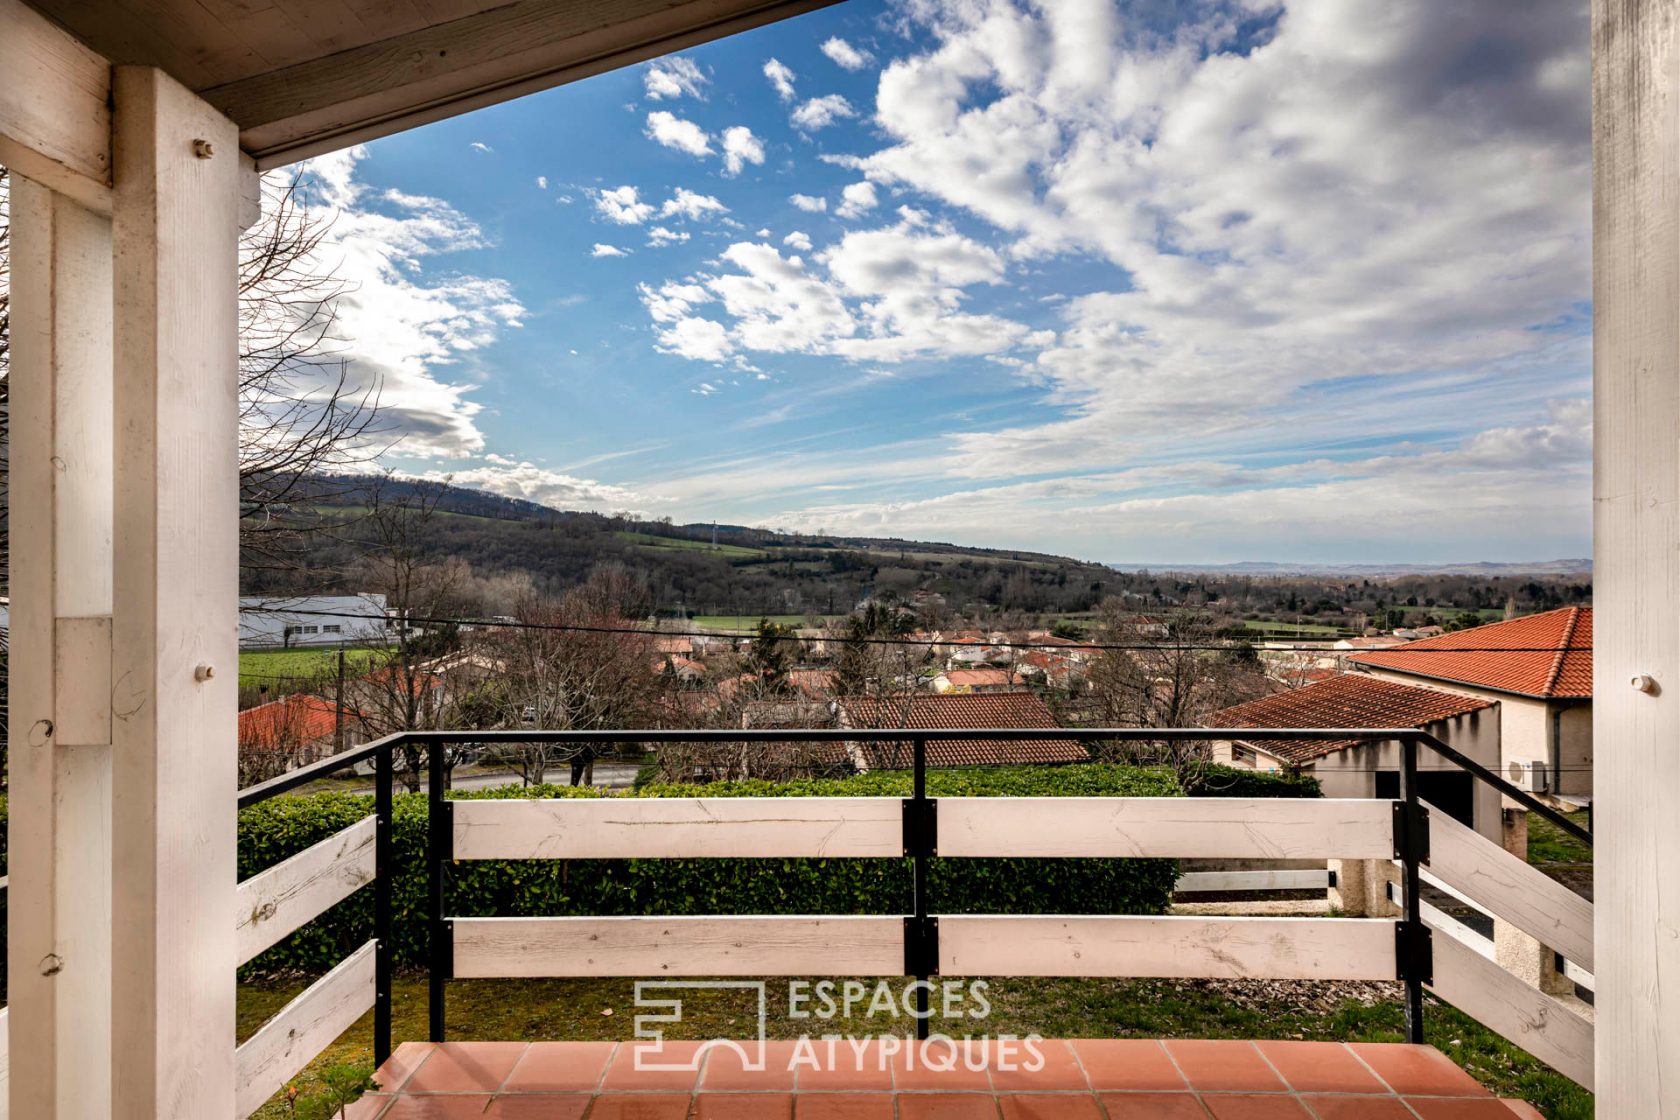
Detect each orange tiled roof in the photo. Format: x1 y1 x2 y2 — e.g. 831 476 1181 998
941 668 1019 688
1348 607 1591 699
238 693 345 749
841 692 1086 768
1209 674 1495 765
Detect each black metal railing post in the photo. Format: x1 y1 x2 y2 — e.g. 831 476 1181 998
427 742 452 1042
906 737 934 1041
374 742 394 1065
1396 734 1432 1044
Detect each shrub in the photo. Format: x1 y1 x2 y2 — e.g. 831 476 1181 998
236 764 1181 974
1185 763 1322 799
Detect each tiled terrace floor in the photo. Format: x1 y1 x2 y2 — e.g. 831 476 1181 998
348 1039 1545 1118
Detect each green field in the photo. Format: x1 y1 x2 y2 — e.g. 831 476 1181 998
239 647 387 690
614 530 768 560
1241 619 1346 636
690 614 836 631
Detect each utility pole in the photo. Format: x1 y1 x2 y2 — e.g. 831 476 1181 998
334 645 346 752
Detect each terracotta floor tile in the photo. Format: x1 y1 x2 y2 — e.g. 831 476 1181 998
375 1042 437 1094
793 1092 896 1119
482 1096 592 1119
1070 1040 1187 1090
585 1095 696 1120
403 1042 527 1093
503 1041 616 1092
893 1039 994 1091
378 1096 497 1120
701 1040 800 1090
895 1093 1002 1120
1199 1095 1314 1119
1098 1094 1211 1119
600 1040 707 1091
1253 1042 1386 1094
1300 1095 1417 1120
1405 1100 1534 1119
793 1040 895 1090
1162 1042 1286 1093
694 1091 796 1118
989 1040 1088 1092
998 1092 1105 1119
1347 1045 1490 1097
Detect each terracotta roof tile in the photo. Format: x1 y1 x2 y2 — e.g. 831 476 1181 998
840 692 1086 768
1208 674 1494 765
1347 607 1591 699
238 693 347 749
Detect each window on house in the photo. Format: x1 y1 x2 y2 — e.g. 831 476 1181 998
323 624 342 633
1232 745 1256 764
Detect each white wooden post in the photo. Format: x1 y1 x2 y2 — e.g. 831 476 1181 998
1593 1 1680 1113
7 175 115 1120
108 65 241 1120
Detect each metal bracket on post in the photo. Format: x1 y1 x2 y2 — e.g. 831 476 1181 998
1395 921 1434 987
1392 801 1431 865
902 797 938 857
903 915 940 978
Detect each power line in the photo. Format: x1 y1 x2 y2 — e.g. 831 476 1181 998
238 605 1591 656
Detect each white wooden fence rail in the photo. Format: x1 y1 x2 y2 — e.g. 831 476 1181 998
236 815 376 966
234 940 377 1118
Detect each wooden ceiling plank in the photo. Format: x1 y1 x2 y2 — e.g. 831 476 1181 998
206 0 839 166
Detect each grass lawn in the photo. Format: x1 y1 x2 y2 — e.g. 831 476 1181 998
240 974 1592 1119
239 647 387 690
1240 620 1345 636
690 614 835 631
615 531 768 560
1529 810 1593 866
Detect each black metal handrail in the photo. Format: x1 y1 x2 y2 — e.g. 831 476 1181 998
233 722 1591 1066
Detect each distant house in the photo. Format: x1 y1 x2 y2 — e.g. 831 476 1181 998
1208 673 1502 841
238 693 356 760
238 593 398 648
931 668 1022 694
1348 606 1592 800
837 691 1087 771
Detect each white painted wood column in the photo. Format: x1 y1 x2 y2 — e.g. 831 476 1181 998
8 171 116 1120
108 65 241 1120
1592 1 1680 1113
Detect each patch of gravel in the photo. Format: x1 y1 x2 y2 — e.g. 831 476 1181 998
1162 977 1403 1017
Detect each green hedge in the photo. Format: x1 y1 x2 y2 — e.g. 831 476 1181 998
1186 763 1322 799
237 764 1182 975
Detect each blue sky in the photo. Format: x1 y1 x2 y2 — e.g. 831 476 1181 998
289 0 1591 565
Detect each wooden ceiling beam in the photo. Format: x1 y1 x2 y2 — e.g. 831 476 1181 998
205 0 841 168
0 0 114 212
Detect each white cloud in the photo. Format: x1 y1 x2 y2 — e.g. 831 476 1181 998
821 37 873 71
424 463 659 513
660 188 729 220
288 147 524 457
763 58 796 102
783 230 813 251
647 226 691 247
789 193 828 213
835 181 879 220
721 126 766 176
593 185 655 224
591 243 630 257
644 56 707 100
791 94 856 131
645 111 713 157
536 175 548 189
470 141 492 153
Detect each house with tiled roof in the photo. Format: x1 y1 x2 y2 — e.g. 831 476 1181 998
1209 673 1502 841
837 691 1087 771
931 667 1023 694
1348 607 1592 799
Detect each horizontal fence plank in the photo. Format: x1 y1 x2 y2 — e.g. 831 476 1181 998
235 940 377 1118
1426 927 1593 1089
1421 898 1494 960
453 916 905 978
938 915 1397 980
236 815 376 966
1175 869 1330 893
939 798 1394 859
453 797 905 860
1423 801 1593 971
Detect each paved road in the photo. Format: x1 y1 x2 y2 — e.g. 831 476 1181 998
334 762 642 794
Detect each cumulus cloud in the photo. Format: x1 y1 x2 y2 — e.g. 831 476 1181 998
535 175 548 189
422 463 659 513
821 37 873 70
645 110 713 157
592 185 655 224
287 148 523 458
835 181 879 219
660 188 729 220
644 56 706 100
721 126 766 176
791 94 856 131
647 226 690 247
783 230 813 251
763 58 796 102
789 193 828 213
591 243 630 257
